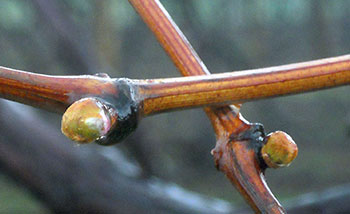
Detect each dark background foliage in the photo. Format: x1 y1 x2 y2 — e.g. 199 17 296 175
0 0 350 213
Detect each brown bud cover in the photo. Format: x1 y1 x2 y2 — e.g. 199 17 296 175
261 131 298 168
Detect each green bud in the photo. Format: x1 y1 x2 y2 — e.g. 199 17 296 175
61 98 116 143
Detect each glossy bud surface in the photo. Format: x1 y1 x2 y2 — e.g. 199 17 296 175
61 98 115 143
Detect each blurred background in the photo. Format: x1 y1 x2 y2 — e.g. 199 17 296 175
0 0 350 213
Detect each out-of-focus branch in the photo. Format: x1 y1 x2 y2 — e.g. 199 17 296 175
1 1 348 213
32 0 100 74
0 100 235 214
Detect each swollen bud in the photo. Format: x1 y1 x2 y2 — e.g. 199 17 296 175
261 131 298 169
61 98 117 144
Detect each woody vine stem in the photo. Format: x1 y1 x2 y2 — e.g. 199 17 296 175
0 0 349 213
1 55 349 144
128 1 350 213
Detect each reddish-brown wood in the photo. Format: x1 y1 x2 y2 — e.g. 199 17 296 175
127 0 210 77
128 0 285 213
0 1 348 213
138 54 350 115
0 66 116 112
2 54 350 117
